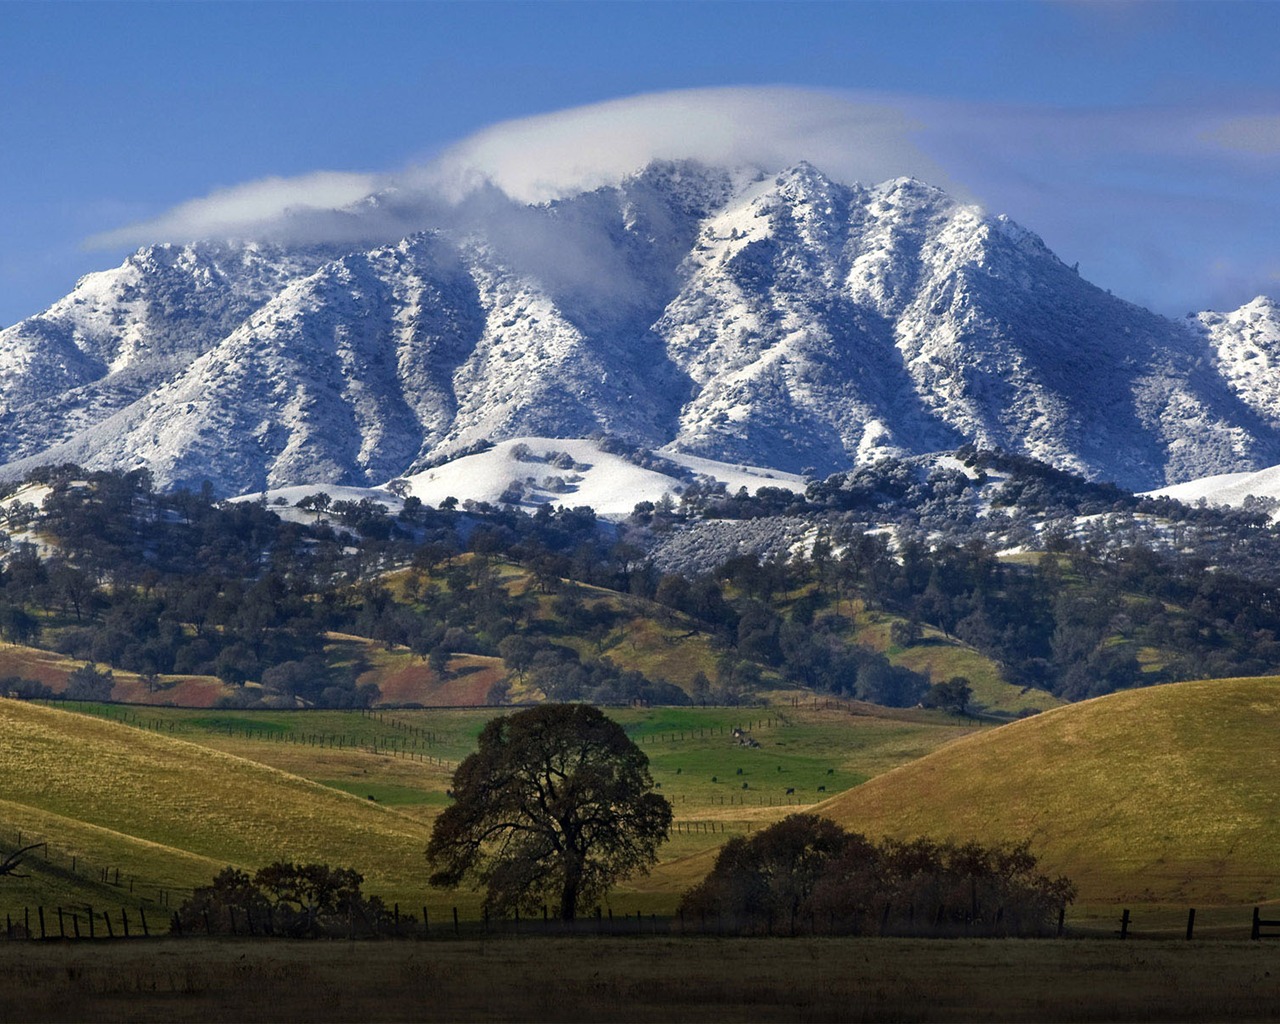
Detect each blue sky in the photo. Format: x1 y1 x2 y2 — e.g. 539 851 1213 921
3 1 1279 326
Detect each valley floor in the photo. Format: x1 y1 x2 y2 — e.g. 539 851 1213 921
4 935 1280 1022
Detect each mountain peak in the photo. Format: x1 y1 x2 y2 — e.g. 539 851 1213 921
2 166 1278 495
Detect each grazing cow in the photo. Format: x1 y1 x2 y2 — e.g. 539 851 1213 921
785 787 795 795
742 782 749 790
816 785 826 793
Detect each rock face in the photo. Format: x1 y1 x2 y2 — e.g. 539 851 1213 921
1 161 1277 495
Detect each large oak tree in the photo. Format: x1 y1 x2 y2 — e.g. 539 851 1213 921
427 704 672 921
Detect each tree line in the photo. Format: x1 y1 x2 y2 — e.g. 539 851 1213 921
5 453 1280 711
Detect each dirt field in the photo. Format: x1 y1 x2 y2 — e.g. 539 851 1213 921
3 935 1280 1022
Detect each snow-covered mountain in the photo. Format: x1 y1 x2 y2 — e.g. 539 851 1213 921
2 160 1278 496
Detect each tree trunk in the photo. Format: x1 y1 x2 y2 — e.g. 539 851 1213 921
560 857 583 922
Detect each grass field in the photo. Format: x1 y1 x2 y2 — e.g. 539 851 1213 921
0 701 436 912
821 675 1280 905
3 935 1280 1022
0 699 976 918
9 676 1280 926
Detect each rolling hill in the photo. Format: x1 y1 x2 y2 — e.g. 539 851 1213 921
819 676 1280 904
0 700 434 910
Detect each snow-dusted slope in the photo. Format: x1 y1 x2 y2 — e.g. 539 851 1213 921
1145 462 1280 518
0 242 333 465
1197 296 1280 428
658 169 1276 484
230 436 805 518
2 160 1279 496
402 437 804 515
18 234 487 493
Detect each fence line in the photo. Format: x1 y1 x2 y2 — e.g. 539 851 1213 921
6 902 1279 943
0 829 191 911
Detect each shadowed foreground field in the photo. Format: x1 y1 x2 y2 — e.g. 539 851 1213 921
4 937 1280 1022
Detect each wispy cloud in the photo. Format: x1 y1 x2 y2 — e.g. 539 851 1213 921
420 86 960 203
82 86 1280 315
85 171 382 249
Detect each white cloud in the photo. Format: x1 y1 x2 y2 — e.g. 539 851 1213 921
81 85 1280 315
85 171 381 249
420 86 961 203
85 87 963 251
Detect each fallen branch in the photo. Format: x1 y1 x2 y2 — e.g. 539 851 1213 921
0 843 47 879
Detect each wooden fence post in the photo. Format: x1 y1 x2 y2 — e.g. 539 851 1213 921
139 908 149 938
1186 908 1196 940
1119 909 1130 940
1253 907 1261 941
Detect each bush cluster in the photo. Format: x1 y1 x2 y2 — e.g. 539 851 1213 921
679 814 1075 937
175 863 390 938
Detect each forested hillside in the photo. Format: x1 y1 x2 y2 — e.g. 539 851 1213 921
2 451 1280 713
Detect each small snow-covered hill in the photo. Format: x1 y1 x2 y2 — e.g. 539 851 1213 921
232 437 805 518
399 437 805 515
1145 463 1280 518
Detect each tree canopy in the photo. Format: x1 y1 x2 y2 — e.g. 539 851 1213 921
680 814 1076 937
176 862 387 937
426 704 672 921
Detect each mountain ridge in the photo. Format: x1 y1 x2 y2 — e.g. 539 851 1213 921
3 161 1278 495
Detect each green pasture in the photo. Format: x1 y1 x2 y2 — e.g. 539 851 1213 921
621 705 980 810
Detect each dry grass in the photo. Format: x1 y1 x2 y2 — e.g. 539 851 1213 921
0 701 433 908
0 644 231 707
821 676 1280 904
3 936 1280 1022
